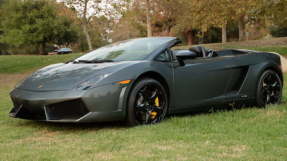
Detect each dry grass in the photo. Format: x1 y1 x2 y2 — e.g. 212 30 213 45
0 73 31 89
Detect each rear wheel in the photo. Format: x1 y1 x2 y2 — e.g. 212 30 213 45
126 78 168 126
255 70 282 107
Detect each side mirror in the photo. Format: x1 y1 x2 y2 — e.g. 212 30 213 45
174 50 197 66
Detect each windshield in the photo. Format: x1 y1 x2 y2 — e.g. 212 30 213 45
75 38 173 62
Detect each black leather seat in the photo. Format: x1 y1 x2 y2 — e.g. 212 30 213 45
189 46 216 58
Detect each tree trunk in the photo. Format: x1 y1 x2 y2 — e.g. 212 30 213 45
165 26 172 36
146 0 152 37
40 42 46 55
238 16 245 41
83 0 93 50
83 24 93 51
222 21 227 43
186 30 193 45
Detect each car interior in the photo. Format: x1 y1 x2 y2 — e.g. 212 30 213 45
172 46 249 60
169 46 216 65
173 46 217 60
154 43 251 65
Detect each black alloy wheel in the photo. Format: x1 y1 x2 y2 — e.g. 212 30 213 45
127 78 168 126
256 70 283 107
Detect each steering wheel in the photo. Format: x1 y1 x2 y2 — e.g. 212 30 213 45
206 49 214 57
189 46 216 58
190 46 206 57
201 48 207 57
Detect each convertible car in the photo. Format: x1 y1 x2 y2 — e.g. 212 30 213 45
9 37 283 125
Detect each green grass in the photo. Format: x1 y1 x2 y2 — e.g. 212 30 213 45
0 43 287 160
0 74 286 161
0 53 82 73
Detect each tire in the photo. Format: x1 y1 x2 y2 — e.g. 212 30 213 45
126 78 168 126
255 70 283 107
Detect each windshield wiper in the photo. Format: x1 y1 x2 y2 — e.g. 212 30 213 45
73 59 114 64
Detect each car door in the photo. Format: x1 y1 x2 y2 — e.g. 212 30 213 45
172 55 239 111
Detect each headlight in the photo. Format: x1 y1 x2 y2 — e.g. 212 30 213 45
77 74 111 90
77 80 96 90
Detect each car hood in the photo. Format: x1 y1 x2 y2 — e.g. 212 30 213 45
17 61 137 91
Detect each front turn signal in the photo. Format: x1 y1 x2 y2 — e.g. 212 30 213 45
117 80 131 85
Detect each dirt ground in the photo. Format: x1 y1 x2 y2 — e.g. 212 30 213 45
0 73 30 89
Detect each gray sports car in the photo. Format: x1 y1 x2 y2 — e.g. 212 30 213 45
9 37 283 125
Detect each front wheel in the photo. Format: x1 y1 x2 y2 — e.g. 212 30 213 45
126 78 168 126
255 70 283 107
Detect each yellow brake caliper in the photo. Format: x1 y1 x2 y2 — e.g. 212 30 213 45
151 97 160 119
155 97 160 107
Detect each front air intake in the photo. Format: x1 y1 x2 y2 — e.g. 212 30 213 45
45 99 89 121
9 104 46 120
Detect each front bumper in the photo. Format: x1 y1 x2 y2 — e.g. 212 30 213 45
9 84 128 123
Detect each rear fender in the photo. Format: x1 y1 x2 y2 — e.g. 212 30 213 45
239 62 282 99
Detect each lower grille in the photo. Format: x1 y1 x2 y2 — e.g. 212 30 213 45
10 104 46 120
45 99 89 120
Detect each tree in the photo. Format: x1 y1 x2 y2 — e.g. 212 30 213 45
228 0 259 41
261 0 287 27
119 0 177 38
204 0 263 42
213 0 234 43
171 0 224 45
63 0 93 50
117 0 224 44
110 0 148 41
63 0 118 50
0 0 79 54
112 0 283 44
89 16 111 47
0 0 7 55
151 0 178 36
145 0 152 37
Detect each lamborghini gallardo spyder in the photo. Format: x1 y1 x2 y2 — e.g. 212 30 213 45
9 37 283 125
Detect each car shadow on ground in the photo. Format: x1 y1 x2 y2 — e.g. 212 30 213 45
16 104 270 132
20 120 127 132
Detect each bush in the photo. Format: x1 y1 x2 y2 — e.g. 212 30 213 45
270 26 287 37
